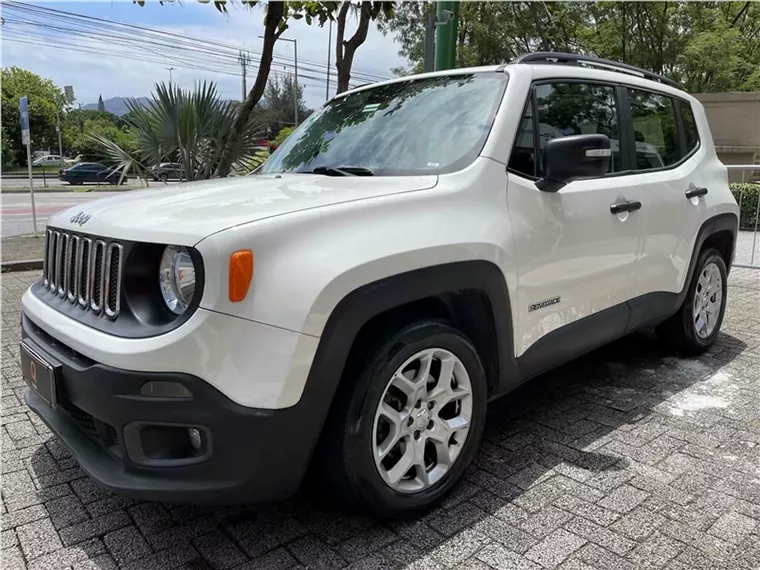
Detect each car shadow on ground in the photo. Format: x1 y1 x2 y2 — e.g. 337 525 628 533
27 328 749 570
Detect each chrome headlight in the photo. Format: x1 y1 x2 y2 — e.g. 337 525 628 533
158 245 196 315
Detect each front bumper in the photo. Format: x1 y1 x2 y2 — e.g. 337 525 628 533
21 313 313 504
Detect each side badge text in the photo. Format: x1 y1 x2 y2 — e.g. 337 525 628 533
529 297 561 312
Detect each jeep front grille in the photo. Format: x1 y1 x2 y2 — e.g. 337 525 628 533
43 229 123 318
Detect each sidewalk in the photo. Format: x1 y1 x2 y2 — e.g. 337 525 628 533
1 234 45 269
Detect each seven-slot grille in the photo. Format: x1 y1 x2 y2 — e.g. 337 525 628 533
43 229 123 318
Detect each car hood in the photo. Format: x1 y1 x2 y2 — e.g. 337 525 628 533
47 173 438 245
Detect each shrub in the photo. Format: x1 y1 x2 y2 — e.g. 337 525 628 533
730 183 760 230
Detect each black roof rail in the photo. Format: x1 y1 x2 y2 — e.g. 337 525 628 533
511 52 681 89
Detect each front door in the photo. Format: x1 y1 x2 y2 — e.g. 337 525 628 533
506 81 645 374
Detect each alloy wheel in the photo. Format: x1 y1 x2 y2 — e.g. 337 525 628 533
371 348 473 493
693 261 723 339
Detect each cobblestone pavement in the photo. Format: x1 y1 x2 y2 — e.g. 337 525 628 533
2 269 759 570
735 230 759 266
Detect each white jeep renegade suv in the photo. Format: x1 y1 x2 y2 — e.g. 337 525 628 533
20 53 739 517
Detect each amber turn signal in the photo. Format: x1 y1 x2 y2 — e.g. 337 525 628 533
229 250 253 302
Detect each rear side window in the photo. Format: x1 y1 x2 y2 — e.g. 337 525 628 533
680 101 699 152
628 89 681 170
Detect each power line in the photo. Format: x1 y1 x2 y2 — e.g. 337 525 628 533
2 18 362 88
2 33 347 91
2 1 391 83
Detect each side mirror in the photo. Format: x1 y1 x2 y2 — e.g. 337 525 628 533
536 134 611 192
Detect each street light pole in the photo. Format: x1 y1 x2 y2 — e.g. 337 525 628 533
165 66 175 84
56 107 64 167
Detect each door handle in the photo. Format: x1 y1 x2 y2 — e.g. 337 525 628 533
610 200 642 214
685 187 708 199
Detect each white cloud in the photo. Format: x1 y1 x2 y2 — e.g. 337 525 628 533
1 1 408 110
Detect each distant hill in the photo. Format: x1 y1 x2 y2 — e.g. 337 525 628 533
82 96 151 116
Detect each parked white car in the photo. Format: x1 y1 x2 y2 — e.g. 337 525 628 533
20 53 739 517
32 154 62 166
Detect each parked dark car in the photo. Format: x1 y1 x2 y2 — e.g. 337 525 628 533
59 163 127 185
151 162 184 182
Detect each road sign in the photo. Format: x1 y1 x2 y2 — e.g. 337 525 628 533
19 96 31 145
19 96 38 236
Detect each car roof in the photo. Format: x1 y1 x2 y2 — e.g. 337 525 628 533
337 57 693 104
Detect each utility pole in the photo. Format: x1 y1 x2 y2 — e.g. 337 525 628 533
435 1 460 71
165 67 175 84
423 11 436 73
325 20 332 100
238 50 251 101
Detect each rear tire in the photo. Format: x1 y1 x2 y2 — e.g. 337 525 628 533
656 248 727 353
319 321 487 518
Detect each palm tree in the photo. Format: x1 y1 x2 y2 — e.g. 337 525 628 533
92 81 268 182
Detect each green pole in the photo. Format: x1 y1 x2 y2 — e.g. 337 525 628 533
434 1 459 71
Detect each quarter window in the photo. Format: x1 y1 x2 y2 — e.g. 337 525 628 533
628 89 681 170
507 101 536 178
680 101 699 152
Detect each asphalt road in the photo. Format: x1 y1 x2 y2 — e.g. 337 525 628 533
0 185 181 238
1 191 124 238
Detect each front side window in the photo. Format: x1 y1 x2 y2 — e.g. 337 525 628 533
535 83 621 176
260 73 508 176
628 89 681 170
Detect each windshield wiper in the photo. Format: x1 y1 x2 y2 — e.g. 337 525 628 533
307 165 375 177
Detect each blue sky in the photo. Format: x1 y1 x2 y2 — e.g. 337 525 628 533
2 1 408 109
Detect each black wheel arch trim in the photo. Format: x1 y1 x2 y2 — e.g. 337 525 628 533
293 261 517 480
295 214 737 490
676 212 738 309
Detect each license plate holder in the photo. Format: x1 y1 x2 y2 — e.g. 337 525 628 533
20 342 59 408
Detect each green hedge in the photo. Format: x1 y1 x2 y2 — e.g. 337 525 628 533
730 183 759 230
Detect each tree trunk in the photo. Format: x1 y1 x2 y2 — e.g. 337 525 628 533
335 1 372 94
215 1 284 178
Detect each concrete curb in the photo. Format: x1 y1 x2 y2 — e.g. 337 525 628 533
1 187 142 194
1 259 44 273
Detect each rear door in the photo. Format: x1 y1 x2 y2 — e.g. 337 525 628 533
507 81 646 368
619 88 706 327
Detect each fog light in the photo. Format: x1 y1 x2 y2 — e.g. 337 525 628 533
188 428 202 450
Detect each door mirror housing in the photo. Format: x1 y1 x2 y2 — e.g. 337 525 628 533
536 134 611 192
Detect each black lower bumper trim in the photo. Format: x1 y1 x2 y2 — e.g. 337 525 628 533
21 313 311 504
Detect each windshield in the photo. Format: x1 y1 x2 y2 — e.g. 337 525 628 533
260 72 507 176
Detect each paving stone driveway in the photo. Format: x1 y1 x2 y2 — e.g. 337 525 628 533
2 269 759 570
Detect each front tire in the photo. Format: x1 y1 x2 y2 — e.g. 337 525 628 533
320 321 487 518
656 248 727 353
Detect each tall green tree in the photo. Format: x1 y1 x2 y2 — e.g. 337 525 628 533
334 1 394 93
1 67 64 167
62 109 134 161
97 94 106 111
382 1 760 93
262 72 309 125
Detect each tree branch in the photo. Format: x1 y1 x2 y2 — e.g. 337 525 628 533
214 0 284 177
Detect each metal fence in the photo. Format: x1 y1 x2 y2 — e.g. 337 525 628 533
725 165 759 270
